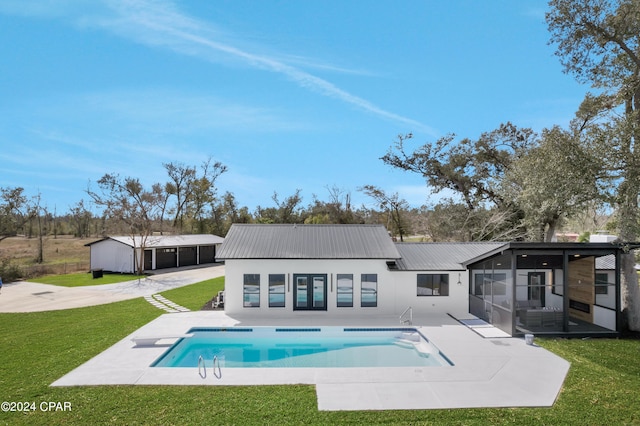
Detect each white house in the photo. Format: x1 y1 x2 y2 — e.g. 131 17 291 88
86 234 224 274
218 224 404 317
217 223 628 337
217 224 502 318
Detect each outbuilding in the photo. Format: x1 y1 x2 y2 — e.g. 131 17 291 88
86 234 224 274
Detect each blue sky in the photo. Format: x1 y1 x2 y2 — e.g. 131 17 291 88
0 0 587 214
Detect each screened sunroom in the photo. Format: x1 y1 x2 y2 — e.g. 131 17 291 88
466 243 625 337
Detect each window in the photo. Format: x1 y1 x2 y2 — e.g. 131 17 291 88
417 274 449 296
243 274 260 307
361 274 377 307
337 274 353 307
595 273 609 295
269 274 285 307
473 273 506 297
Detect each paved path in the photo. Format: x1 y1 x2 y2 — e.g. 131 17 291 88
0 265 225 313
143 294 190 313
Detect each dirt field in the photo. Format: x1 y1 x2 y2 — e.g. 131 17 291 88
0 235 94 265
0 236 97 280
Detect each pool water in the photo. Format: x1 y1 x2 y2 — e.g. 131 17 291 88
152 327 452 368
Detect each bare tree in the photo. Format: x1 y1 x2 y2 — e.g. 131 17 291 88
87 174 162 275
164 162 196 231
359 185 410 241
32 193 45 263
164 158 227 232
69 200 93 238
0 187 32 241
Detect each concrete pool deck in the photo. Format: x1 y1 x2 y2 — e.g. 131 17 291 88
52 311 570 411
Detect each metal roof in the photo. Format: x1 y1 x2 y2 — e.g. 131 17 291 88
86 234 224 248
217 224 401 259
395 242 507 271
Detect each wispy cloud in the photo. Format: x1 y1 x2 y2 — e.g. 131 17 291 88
105 0 435 132
81 89 308 134
2 0 434 135
279 54 381 77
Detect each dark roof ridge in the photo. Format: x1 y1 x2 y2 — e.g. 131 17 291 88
394 241 507 245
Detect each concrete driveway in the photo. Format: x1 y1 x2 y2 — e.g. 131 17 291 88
0 264 225 313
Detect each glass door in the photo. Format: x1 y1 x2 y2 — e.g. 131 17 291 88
528 272 546 307
295 275 308 309
313 276 326 308
294 274 327 310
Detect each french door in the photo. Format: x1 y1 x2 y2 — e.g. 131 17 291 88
293 274 327 311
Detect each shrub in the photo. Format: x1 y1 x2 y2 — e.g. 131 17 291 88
0 257 23 283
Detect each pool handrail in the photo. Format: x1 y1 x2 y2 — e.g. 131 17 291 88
198 355 206 378
400 306 413 325
213 355 222 379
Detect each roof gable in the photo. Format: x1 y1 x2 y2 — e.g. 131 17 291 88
217 224 401 259
86 234 224 248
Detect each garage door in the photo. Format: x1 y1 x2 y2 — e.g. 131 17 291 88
156 248 177 269
199 245 215 264
179 246 197 267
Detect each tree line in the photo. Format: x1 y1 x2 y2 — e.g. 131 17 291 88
0 179 430 243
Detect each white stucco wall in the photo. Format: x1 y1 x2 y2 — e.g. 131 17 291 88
223 258 469 318
392 269 470 317
89 239 135 273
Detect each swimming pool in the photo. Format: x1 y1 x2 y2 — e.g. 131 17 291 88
152 327 452 368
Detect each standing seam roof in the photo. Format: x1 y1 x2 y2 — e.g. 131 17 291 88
216 224 401 259
395 242 507 270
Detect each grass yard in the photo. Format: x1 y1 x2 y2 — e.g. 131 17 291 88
30 272 142 287
160 276 224 311
1 279 640 425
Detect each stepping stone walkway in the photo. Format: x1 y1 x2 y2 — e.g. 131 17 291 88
143 294 190 313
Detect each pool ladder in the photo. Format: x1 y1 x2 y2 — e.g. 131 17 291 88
213 355 222 379
198 355 222 379
400 306 413 325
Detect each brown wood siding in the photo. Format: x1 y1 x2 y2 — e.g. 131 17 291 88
568 256 595 322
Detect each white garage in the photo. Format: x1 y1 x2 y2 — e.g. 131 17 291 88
86 234 224 274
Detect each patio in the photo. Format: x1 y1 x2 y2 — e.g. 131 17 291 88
52 311 569 411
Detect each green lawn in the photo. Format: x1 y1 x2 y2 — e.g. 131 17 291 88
30 272 142 287
160 276 224 311
1 278 639 425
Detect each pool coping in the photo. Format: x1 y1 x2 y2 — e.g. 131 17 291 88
51 311 570 411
